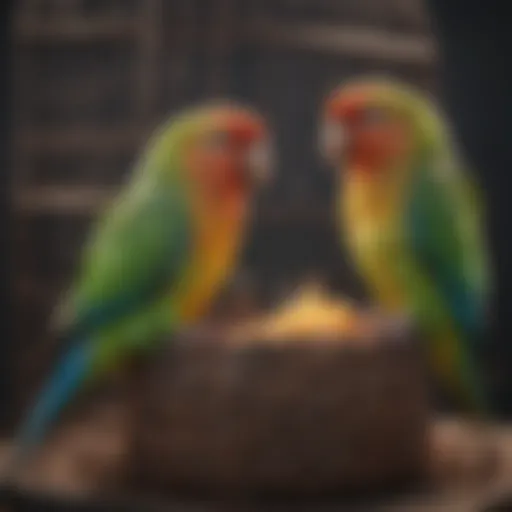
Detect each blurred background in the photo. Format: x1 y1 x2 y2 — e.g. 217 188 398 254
4 0 512 445
7 0 437 424
3 1 512 509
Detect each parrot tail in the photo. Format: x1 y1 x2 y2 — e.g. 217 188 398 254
2 338 92 479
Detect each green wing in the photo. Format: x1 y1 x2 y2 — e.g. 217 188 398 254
407 160 490 344
63 176 191 340
405 158 491 412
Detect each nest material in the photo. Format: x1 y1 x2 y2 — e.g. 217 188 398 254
127 315 428 496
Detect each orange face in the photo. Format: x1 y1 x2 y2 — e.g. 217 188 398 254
186 105 272 200
321 87 412 174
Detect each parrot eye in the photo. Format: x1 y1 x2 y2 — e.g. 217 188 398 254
360 108 388 126
203 131 230 150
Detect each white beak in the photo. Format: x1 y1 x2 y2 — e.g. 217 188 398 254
319 120 347 166
247 139 274 185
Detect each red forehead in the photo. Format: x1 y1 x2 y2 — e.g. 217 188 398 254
212 108 265 143
325 87 374 120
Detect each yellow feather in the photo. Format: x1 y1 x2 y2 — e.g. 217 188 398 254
341 174 477 408
174 196 247 325
341 173 407 312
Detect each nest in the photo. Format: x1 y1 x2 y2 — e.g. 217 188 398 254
127 286 429 496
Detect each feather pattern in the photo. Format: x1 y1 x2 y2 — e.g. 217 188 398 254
333 78 492 414
404 155 490 412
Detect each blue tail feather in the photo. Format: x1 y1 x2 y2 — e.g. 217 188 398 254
7 339 92 473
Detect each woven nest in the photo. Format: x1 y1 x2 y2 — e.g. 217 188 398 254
127 306 429 497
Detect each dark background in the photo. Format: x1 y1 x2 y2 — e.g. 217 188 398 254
2 0 512 424
1 0 14 430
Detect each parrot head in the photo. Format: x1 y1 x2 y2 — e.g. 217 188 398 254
320 77 444 176
168 102 273 202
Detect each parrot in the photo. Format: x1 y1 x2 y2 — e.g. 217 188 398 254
319 77 492 415
7 102 273 474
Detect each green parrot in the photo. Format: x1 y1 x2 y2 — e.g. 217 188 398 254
9 102 273 471
320 77 492 414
